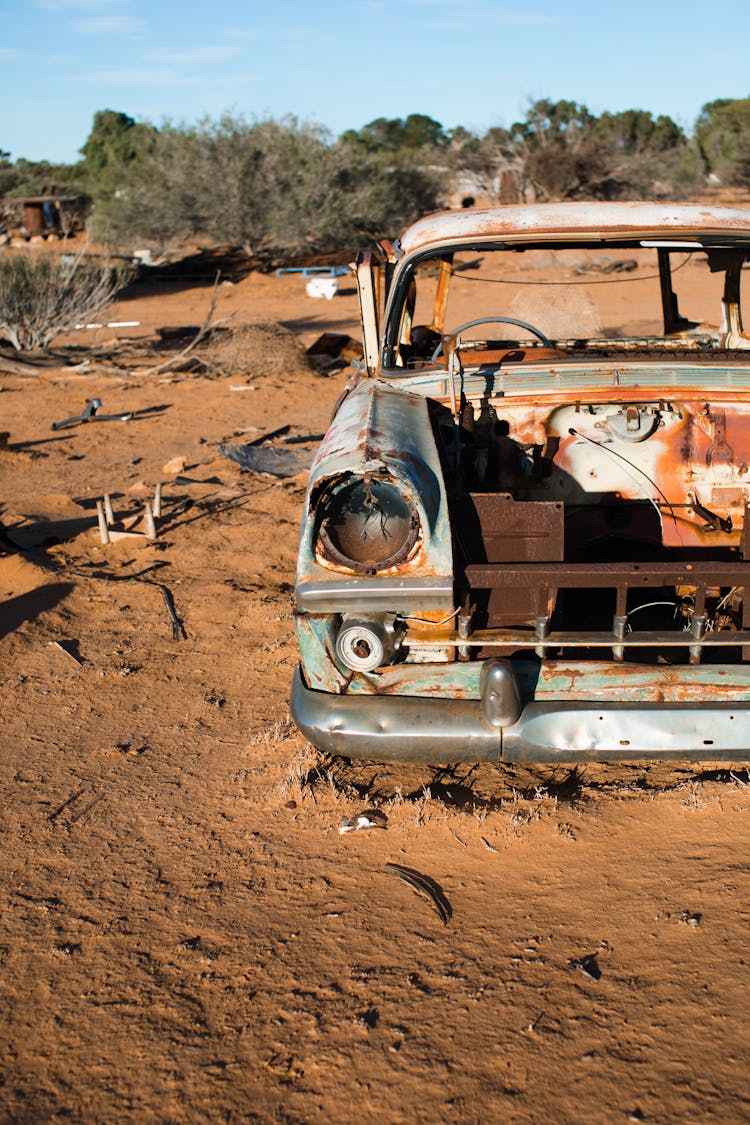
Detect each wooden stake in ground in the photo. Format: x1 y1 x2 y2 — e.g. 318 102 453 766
96 501 110 545
144 500 157 540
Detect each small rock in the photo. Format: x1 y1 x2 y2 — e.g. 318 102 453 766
356 1007 379 1029
569 953 601 981
162 455 186 475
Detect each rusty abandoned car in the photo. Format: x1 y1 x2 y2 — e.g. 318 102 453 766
291 202 750 762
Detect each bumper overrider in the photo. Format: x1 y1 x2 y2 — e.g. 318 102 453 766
291 661 750 763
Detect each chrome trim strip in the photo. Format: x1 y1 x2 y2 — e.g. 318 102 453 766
502 702 750 762
291 668 750 764
291 666 499 762
295 577 454 613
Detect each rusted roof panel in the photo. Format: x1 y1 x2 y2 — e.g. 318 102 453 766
400 202 750 254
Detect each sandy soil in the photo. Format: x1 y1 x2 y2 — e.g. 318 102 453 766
2 262 750 1124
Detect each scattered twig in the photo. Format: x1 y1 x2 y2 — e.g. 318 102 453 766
66 793 104 826
382 863 452 925
142 580 186 640
446 824 467 848
130 273 233 378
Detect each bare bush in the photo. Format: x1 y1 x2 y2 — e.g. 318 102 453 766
0 249 135 351
202 321 313 378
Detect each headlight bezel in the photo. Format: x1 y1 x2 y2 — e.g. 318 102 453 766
315 473 420 574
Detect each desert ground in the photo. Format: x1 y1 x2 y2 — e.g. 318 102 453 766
1 250 750 1124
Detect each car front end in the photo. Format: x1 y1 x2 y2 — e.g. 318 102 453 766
292 203 750 763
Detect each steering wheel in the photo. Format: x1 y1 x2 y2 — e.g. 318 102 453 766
431 315 551 359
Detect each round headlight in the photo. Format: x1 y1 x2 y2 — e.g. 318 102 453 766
319 477 418 572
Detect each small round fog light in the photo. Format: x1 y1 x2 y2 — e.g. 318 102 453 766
336 621 388 672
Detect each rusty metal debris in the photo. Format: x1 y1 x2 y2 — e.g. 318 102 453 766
382 863 452 925
338 810 388 834
220 427 322 478
95 486 162 544
52 398 132 431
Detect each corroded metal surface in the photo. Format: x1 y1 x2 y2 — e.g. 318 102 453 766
502 702 750 761
344 659 750 703
290 665 502 762
292 203 750 761
400 202 750 255
299 378 452 581
296 576 454 612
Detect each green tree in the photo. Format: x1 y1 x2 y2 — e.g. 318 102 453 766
0 150 18 196
695 97 750 185
593 109 685 154
79 109 155 200
341 114 448 152
482 99 694 201
89 114 442 255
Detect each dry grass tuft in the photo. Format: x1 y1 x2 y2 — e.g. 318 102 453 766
247 714 297 750
281 745 330 803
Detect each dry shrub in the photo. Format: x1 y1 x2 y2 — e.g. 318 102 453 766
203 321 312 378
0 249 135 351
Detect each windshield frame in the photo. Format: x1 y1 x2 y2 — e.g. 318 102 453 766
381 235 750 374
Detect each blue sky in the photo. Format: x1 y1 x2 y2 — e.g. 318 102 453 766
2 0 749 163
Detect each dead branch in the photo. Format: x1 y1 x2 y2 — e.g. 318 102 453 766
129 272 234 378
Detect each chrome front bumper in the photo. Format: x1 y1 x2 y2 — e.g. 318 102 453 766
290 665 750 763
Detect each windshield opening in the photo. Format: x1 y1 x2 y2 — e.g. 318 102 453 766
386 243 750 368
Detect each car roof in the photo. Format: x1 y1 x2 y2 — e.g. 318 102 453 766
399 201 750 254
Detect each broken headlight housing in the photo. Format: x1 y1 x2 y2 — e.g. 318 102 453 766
317 476 419 573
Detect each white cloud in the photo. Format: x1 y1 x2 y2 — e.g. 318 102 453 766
143 45 243 64
359 0 555 17
79 66 258 89
74 14 143 32
37 0 128 10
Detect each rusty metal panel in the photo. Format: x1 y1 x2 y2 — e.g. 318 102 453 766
465 560 750 588
398 202 750 256
466 493 564 563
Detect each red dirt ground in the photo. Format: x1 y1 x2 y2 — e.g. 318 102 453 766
1 258 750 1123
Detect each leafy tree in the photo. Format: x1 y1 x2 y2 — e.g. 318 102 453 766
594 109 685 154
0 150 18 196
4 157 84 198
341 114 448 152
79 109 156 199
695 97 750 185
478 99 694 201
90 114 442 255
